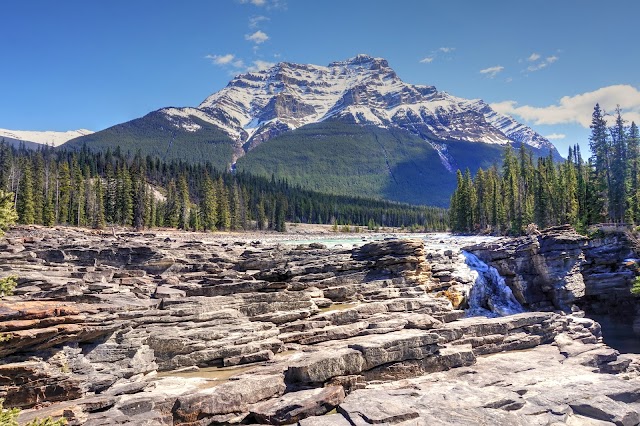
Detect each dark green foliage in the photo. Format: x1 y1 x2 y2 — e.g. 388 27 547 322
0 276 17 298
632 276 640 296
236 121 522 207
451 105 640 235
63 111 235 170
0 142 448 233
17 158 35 224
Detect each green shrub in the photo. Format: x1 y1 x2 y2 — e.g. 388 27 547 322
632 276 640 296
0 276 17 298
0 399 67 426
0 190 17 237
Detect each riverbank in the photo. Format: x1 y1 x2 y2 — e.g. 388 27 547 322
1 226 639 425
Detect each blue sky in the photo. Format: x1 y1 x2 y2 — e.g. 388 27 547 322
2 0 640 154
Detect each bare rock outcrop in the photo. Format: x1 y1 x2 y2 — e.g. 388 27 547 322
0 227 636 425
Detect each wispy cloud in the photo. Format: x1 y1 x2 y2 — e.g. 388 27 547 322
205 54 244 68
490 85 640 127
527 62 548 72
480 65 504 78
239 0 267 6
247 60 275 72
238 0 286 9
523 53 560 73
527 53 541 62
249 15 270 28
418 46 455 64
245 30 269 44
545 133 566 140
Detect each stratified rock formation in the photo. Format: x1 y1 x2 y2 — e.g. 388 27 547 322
0 226 638 425
466 224 640 315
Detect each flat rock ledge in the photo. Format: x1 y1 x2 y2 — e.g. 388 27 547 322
0 227 637 425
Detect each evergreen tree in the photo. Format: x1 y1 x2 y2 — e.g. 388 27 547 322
230 181 241 230
93 178 106 229
57 162 71 224
216 177 231 231
164 180 179 228
32 152 45 224
610 107 627 223
627 122 640 223
104 163 116 223
256 197 266 230
17 159 35 224
589 103 611 222
0 190 18 236
177 175 190 230
201 174 217 231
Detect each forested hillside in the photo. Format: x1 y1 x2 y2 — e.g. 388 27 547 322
63 111 237 168
236 121 528 207
450 104 639 234
0 143 448 232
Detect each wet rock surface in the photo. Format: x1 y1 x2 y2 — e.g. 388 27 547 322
0 226 637 425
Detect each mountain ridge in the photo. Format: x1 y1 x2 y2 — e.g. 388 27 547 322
156 54 559 167
60 54 561 206
0 128 93 149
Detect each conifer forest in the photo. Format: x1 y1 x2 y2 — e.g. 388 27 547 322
450 104 640 234
0 144 448 232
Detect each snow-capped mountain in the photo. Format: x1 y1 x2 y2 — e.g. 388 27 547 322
0 128 94 148
159 54 557 166
62 55 561 206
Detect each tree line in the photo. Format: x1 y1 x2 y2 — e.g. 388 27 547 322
0 144 448 232
450 104 639 234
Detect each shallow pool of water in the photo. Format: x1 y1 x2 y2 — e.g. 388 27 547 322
157 364 256 383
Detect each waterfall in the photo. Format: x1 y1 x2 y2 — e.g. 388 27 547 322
462 251 525 318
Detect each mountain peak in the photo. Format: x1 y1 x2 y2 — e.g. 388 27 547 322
0 128 94 147
329 54 389 70
177 56 558 165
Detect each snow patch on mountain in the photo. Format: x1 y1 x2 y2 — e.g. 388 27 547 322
159 55 557 167
0 128 94 147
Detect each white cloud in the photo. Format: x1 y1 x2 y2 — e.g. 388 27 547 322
527 62 548 72
247 60 275 72
490 85 640 128
239 0 266 5
527 53 541 62
245 30 269 44
239 0 287 9
524 54 559 73
439 47 455 53
205 54 244 68
545 133 566 140
206 54 234 65
249 15 269 28
420 57 434 64
480 65 504 78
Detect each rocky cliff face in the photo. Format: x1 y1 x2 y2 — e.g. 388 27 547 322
467 225 640 315
1 227 639 425
159 55 560 165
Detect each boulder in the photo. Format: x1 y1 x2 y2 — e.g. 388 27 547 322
250 386 345 424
